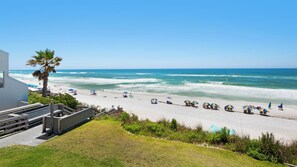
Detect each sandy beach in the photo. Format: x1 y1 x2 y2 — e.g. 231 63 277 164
25 79 297 143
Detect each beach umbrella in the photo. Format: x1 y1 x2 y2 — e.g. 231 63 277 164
203 102 210 109
243 105 252 114
151 98 158 104
260 108 269 115
192 101 199 105
184 100 191 106
211 103 219 110
225 105 234 111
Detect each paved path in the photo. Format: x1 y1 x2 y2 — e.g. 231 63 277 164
0 125 55 148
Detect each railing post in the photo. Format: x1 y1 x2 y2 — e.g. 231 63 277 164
50 99 54 135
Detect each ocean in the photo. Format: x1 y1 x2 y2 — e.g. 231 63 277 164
9 69 297 105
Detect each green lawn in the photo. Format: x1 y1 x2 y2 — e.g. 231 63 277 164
0 120 284 167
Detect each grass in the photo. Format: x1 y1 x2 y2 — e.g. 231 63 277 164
0 119 284 167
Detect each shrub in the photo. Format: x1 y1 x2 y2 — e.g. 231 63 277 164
246 133 284 163
206 133 221 144
247 139 266 160
52 93 79 109
145 122 165 137
170 119 177 131
258 133 284 163
194 124 203 133
183 131 204 143
219 127 230 144
283 140 297 164
120 112 130 123
228 135 250 153
124 123 141 134
157 119 170 127
29 92 79 109
130 114 139 122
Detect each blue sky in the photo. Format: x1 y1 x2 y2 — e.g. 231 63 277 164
1 0 296 69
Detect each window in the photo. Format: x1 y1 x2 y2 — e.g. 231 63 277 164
0 71 4 88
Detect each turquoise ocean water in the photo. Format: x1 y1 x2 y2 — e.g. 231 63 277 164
10 69 297 105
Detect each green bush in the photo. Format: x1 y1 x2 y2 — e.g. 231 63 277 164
120 112 130 123
258 133 284 163
145 122 166 137
29 92 79 109
130 114 139 122
124 123 141 134
247 139 266 160
283 140 297 164
170 119 177 131
206 133 222 144
219 127 230 144
228 135 250 153
183 131 204 143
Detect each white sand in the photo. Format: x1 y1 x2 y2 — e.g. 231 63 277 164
25 79 297 143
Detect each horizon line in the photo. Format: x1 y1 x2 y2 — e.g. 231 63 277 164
9 67 297 71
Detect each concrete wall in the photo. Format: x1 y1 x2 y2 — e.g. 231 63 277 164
43 108 94 134
0 50 28 111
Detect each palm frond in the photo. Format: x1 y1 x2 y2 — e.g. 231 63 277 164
32 70 41 77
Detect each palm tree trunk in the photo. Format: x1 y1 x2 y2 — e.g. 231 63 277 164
42 77 48 97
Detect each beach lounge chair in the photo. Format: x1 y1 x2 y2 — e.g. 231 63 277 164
68 88 74 93
129 93 133 98
211 103 219 110
90 90 97 95
151 98 158 104
123 92 128 98
184 100 191 106
224 105 234 112
203 102 211 109
278 103 283 110
166 97 173 104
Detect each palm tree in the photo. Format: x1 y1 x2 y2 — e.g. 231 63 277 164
26 49 62 97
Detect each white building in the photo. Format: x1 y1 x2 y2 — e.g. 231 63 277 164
0 50 28 111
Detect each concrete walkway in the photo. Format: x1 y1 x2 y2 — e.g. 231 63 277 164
0 125 55 148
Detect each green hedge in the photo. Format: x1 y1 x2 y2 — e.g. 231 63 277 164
28 92 80 109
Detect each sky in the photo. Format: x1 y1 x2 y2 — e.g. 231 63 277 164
0 0 297 69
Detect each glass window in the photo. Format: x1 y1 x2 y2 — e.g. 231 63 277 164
0 71 4 87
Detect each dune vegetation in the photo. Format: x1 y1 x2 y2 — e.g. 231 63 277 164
0 118 285 167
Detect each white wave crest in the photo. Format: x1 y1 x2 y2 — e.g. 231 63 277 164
166 74 297 80
136 73 153 75
117 81 297 101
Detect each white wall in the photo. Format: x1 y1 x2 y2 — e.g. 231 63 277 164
0 50 9 72
0 50 28 111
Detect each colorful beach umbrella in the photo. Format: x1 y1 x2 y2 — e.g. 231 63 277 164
260 108 269 115
203 102 210 109
225 105 234 111
211 103 219 110
243 105 252 113
192 101 199 105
